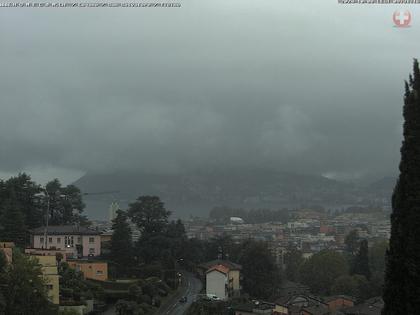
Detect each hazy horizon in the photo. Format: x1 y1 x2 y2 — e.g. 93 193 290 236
1 1 420 185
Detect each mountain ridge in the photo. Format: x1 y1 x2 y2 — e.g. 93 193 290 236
73 170 394 220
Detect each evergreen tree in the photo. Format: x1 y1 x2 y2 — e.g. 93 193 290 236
3 173 43 230
128 196 170 237
238 240 281 299
345 229 360 255
0 191 26 248
110 210 133 275
2 250 56 315
383 59 420 315
351 239 371 280
45 179 87 226
284 247 304 282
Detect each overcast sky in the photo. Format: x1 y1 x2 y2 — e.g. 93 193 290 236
1 0 419 184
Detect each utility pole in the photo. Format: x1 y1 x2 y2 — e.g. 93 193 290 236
44 188 50 249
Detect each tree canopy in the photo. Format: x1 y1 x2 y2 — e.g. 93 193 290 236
0 173 89 249
110 210 134 276
128 196 170 237
0 250 56 315
351 239 371 280
238 240 281 299
299 250 348 295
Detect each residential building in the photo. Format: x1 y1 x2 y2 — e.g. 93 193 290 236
25 247 71 262
100 230 113 256
323 296 354 312
30 225 101 258
67 259 108 281
109 201 119 222
204 260 242 300
341 297 383 315
278 281 310 299
233 301 289 315
276 295 328 311
30 255 60 305
299 303 329 315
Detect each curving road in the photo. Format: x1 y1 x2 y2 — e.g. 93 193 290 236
155 271 202 315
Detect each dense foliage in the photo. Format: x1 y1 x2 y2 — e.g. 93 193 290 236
299 250 349 295
0 174 88 247
110 209 134 276
0 250 56 315
237 240 281 299
128 196 171 237
284 247 304 282
351 239 371 280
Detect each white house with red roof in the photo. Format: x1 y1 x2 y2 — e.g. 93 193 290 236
205 260 242 300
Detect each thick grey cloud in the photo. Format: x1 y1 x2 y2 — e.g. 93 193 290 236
1 0 419 183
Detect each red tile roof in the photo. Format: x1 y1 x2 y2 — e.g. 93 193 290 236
206 264 230 274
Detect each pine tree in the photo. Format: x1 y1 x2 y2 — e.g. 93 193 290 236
110 210 133 275
128 196 170 237
383 59 420 315
238 240 281 299
351 239 371 280
0 191 26 248
3 173 43 230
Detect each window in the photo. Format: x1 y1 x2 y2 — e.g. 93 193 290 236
65 236 74 247
96 270 103 275
89 248 95 254
89 237 95 243
57 237 61 244
40 237 44 244
49 237 53 243
77 237 81 243
46 284 53 290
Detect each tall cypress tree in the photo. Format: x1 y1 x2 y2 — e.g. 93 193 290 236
383 59 420 315
0 190 26 248
110 209 133 276
351 239 371 280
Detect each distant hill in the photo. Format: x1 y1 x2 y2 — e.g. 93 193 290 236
73 169 393 220
367 176 396 194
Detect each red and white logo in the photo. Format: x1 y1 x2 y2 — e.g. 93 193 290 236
393 10 411 28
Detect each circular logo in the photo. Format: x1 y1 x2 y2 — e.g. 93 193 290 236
393 10 411 28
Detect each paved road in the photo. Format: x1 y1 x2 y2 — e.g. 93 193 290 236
155 271 202 315
103 272 201 315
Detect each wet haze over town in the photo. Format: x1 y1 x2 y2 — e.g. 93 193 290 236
2 2 420 315
1 1 420 219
